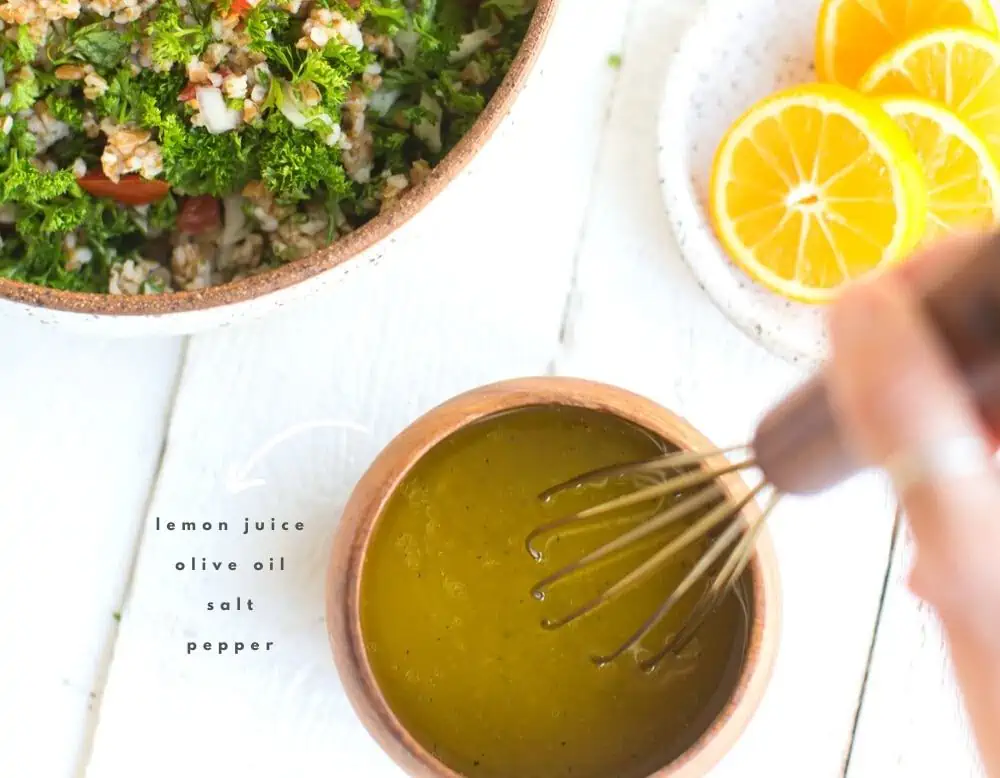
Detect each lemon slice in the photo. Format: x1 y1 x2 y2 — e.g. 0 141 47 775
859 27 1000 160
710 84 928 304
816 0 998 87
879 96 1000 242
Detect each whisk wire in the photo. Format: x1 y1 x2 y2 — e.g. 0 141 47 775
528 485 724 596
528 441 785 670
526 458 755 560
638 492 780 670
538 479 758 631
537 445 749 503
590 483 766 667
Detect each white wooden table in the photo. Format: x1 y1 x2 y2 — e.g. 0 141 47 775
0 1 979 776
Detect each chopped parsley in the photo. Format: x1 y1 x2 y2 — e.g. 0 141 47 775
147 0 210 68
70 23 132 70
157 114 254 197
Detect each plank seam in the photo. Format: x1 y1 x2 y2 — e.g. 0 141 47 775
841 500 904 777
547 0 640 375
73 336 192 778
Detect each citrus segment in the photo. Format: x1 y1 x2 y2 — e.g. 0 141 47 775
710 84 928 304
816 0 998 87
879 96 1000 241
859 27 1000 159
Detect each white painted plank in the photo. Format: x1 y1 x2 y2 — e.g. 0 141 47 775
554 1 898 775
846 526 984 778
838 4 1000 762
0 323 183 778
83 3 636 775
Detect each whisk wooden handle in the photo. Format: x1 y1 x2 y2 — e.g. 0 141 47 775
753 230 1000 496
751 373 847 494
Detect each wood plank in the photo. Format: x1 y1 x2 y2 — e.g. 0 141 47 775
843 10 1000 771
555 1 898 775
83 3 636 774
846 524 984 778
0 323 183 778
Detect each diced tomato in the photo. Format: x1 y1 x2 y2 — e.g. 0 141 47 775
224 0 252 16
178 82 198 102
77 173 171 206
177 195 221 234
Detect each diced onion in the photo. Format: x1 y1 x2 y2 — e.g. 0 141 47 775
279 82 334 131
323 124 343 147
196 87 241 134
220 195 248 247
450 22 502 63
395 30 419 62
369 87 401 117
414 92 443 154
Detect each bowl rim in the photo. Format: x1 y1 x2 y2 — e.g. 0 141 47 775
326 376 782 778
3 1 559 318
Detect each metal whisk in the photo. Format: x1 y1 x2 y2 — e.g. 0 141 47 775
526 446 776 670
527 229 1000 671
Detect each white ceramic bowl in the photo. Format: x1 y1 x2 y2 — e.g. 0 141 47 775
658 0 828 368
0 2 558 337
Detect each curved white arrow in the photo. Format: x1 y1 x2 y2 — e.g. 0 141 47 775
225 418 372 494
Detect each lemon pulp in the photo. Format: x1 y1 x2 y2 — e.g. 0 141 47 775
710 84 928 303
816 0 998 87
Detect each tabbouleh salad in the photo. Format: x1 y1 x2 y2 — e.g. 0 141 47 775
0 0 533 294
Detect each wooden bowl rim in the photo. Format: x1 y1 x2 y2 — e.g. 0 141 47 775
326 376 782 778
0 1 558 317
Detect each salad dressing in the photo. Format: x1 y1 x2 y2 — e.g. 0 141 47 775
360 405 751 778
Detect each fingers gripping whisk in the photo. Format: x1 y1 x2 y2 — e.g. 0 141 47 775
526 447 781 671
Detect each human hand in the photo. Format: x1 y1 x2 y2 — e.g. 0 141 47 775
826 233 1000 776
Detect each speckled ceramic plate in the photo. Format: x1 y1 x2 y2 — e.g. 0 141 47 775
658 0 826 369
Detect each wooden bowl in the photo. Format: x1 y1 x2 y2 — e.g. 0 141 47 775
2 2 558 333
326 377 781 778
